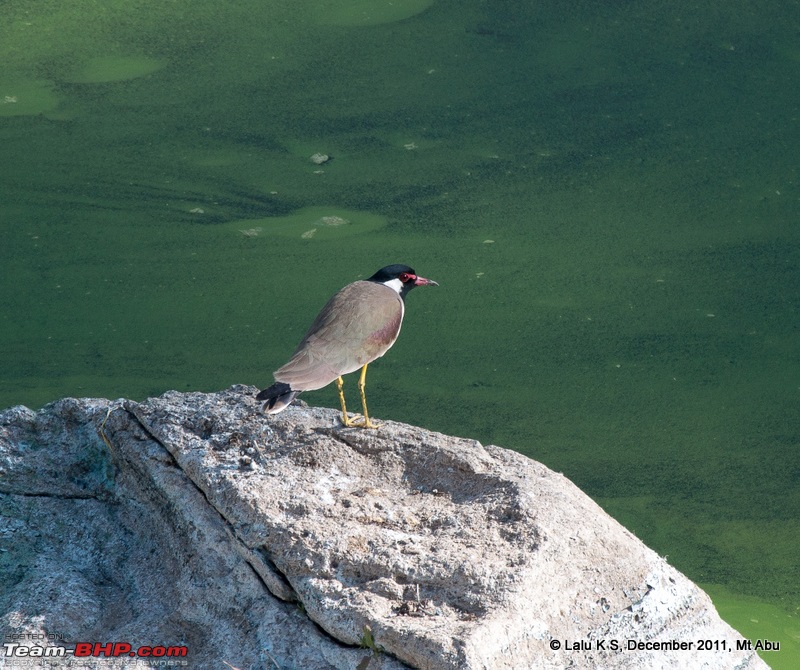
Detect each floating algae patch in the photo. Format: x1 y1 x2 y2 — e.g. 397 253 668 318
231 206 387 240
0 80 59 117
65 56 166 84
312 0 434 26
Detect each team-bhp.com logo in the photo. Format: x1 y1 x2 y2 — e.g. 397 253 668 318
3 641 188 659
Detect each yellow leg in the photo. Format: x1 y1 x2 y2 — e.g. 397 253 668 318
356 364 380 429
336 368 380 429
336 376 358 427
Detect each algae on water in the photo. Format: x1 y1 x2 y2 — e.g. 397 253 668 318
230 207 387 240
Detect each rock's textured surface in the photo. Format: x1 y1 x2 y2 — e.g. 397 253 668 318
0 387 766 669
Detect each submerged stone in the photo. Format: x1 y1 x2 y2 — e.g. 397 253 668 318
313 0 435 26
65 56 166 84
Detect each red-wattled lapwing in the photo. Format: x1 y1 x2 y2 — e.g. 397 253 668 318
257 264 438 428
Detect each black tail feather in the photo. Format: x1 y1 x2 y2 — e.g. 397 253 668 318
256 382 300 414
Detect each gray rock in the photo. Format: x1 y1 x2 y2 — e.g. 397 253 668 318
0 387 766 670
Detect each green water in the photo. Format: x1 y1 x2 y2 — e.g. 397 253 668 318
2 0 798 665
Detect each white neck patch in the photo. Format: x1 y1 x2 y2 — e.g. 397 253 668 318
382 277 404 294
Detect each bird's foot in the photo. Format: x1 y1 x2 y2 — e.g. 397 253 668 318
341 414 380 429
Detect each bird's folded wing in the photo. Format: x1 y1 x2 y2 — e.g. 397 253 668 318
274 281 403 390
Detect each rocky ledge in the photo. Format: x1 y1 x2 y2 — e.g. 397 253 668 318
0 386 765 669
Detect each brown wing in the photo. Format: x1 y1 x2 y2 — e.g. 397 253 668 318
274 281 404 391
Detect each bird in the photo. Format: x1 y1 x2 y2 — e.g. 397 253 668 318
257 264 438 428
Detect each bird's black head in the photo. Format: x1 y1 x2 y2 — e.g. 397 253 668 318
368 264 438 299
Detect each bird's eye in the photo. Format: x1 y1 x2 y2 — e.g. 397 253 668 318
399 272 412 283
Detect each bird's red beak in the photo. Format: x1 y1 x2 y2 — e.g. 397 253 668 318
413 275 438 287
